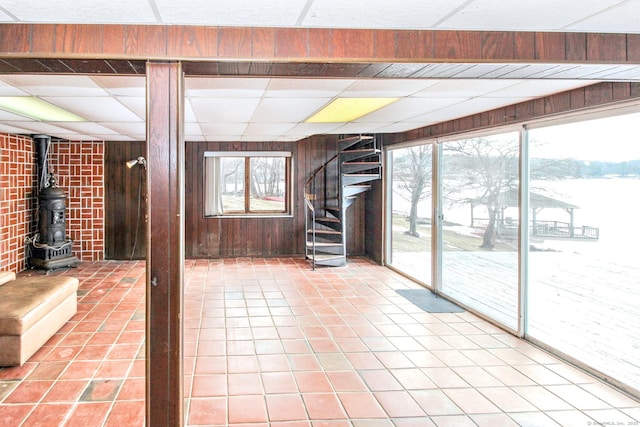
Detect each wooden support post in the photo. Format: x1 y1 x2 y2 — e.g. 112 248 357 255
145 61 184 427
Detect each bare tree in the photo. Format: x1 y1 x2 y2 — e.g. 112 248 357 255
445 137 519 250
393 145 432 237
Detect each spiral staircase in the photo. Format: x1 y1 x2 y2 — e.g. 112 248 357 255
304 135 381 269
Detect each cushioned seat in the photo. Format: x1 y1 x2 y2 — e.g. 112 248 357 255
0 274 78 366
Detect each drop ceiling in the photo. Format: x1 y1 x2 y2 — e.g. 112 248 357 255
0 0 639 142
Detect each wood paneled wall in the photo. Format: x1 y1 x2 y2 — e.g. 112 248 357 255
104 141 146 260
184 137 365 259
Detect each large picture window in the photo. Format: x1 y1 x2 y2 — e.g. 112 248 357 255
204 151 292 216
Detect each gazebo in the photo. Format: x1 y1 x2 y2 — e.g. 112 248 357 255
469 188 599 240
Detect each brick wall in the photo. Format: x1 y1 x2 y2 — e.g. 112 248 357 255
0 134 36 273
48 140 105 262
0 135 105 272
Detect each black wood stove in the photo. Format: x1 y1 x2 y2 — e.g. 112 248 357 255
28 135 78 270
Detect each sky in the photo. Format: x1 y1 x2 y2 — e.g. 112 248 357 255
529 111 640 162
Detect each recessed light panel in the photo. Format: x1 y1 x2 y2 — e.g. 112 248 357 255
0 97 86 122
306 98 398 123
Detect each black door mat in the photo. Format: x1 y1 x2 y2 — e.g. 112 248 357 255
396 288 465 313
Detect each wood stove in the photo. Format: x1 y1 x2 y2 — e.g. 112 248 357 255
28 135 78 270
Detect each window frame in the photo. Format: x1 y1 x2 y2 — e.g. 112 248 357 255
203 151 293 217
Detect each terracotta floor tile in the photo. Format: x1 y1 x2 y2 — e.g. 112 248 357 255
64 402 112 427
79 379 122 402
2 260 638 426
302 393 347 420
477 386 537 412
228 373 263 395
359 370 403 391
442 388 501 414
262 372 299 394
228 395 268 423
288 354 322 371
21 402 73 427
0 403 33 426
258 354 291 372
374 391 426 418
4 381 53 404
26 362 68 381
338 392 387 418
104 400 145 427
228 355 260 373
42 380 87 403
266 394 308 422
295 371 333 393
195 356 227 375
117 377 145 401
326 371 368 392
188 397 227 425
191 374 227 397
389 368 436 390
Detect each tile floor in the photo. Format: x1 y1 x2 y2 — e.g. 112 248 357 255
0 258 638 426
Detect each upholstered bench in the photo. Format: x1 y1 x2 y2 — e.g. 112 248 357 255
0 272 78 366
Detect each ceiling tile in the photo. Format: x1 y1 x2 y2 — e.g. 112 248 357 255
200 122 248 136
355 98 466 122
438 0 624 31
187 77 269 98
0 75 108 96
566 0 640 33
412 80 519 98
43 96 143 122
91 75 146 96
243 122 295 136
2 0 158 23
251 98 331 123
342 79 441 97
302 0 469 29
265 78 354 98
190 97 261 123
154 0 307 26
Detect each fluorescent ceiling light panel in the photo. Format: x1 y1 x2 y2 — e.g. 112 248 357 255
0 97 86 122
306 98 399 123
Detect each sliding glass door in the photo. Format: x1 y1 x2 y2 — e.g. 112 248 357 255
527 113 640 393
387 145 432 284
439 132 520 330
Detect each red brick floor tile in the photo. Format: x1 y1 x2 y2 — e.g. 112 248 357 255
302 393 347 420
42 346 83 362
266 394 308 422
42 380 88 403
191 374 227 397
95 360 131 379
21 402 73 427
63 401 112 427
294 371 333 393
58 360 100 380
0 403 33 425
75 345 111 361
262 372 298 394
188 396 228 425
26 362 68 381
117 377 145 401
80 379 122 402
374 391 427 418
288 354 321 371
359 370 404 391
195 356 227 375
228 395 268 423
258 354 291 372
228 373 263 395
338 392 387 419
326 372 368 392
4 381 53 404
0 363 36 381
104 400 145 427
